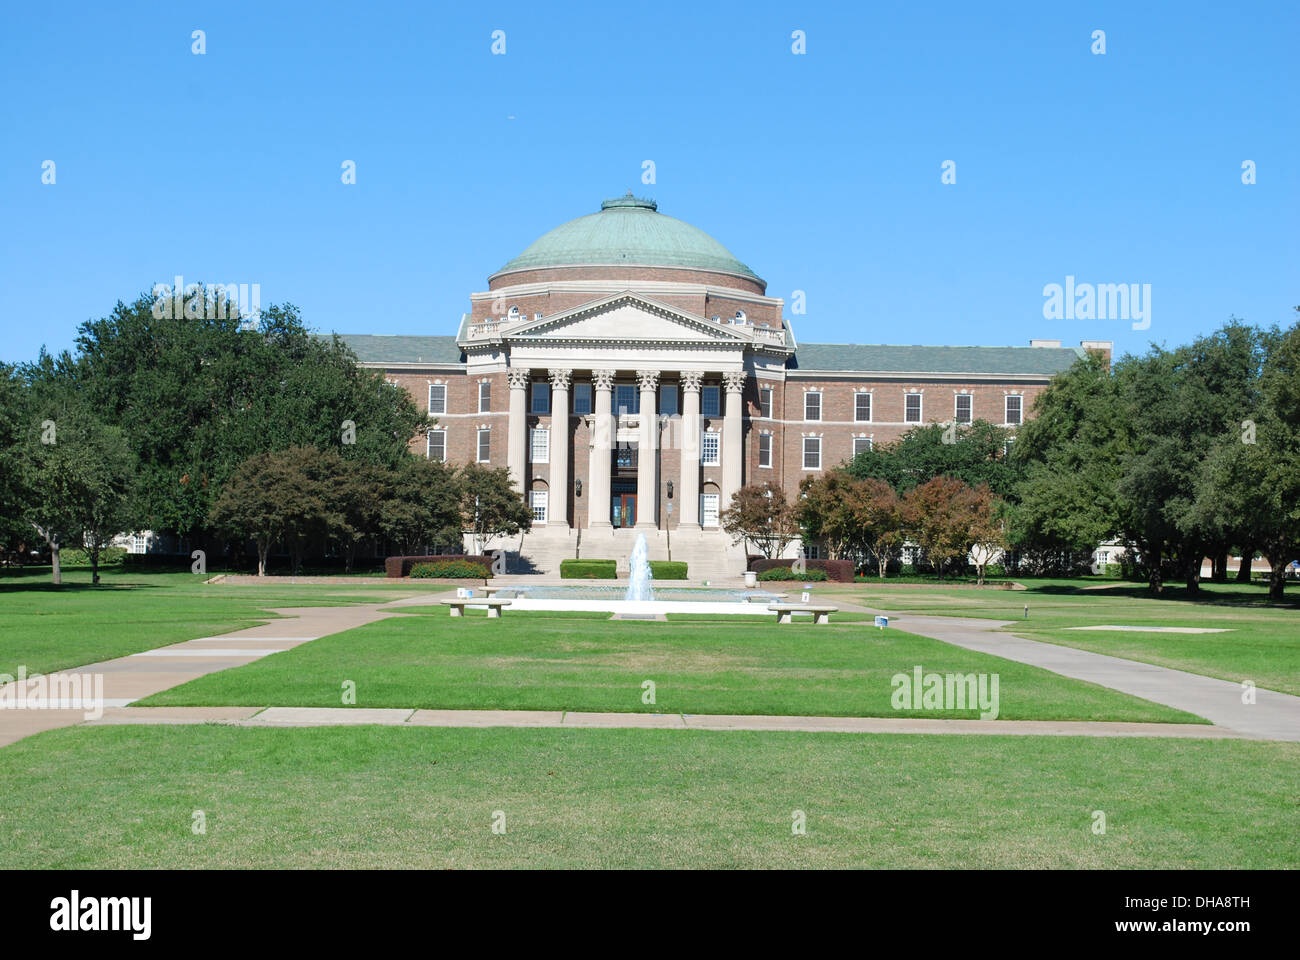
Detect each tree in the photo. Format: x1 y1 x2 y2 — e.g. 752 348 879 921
377 457 464 555
850 478 907 579
848 420 1021 497
209 446 348 576
0 363 28 554
458 463 532 556
797 471 864 560
902 476 982 580
720 482 800 559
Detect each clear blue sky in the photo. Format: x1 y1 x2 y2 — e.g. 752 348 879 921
2 0 1296 365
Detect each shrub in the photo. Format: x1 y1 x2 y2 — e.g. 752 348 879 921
649 560 688 579
985 563 1005 578
59 547 127 567
749 558 854 582
899 564 917 577
561 559 617 579
409 560 489 579
1104 563 1124 578
758 566 828 581
385 555 495 578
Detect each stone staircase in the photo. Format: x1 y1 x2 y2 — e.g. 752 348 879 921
500 526 745 581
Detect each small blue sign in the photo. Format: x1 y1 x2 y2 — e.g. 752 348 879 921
874 615 889 629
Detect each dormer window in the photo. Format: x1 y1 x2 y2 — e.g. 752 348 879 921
734 310 747 324
507 306 520 319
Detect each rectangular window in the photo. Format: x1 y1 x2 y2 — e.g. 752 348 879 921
701 431 720 466
428 384 446 415
804 392 822 421
478 381 491 413
855 392 871 422
760 387 773 419
529 490 548 523
701 386 720 417
1005 395 1023 425
616 384 638 415
477 428 491 463
660 385 678 417
905 393 922 423
853 437 873 457
955 394 972 423
426 429 446 462
758 433 772 468
803 437 821 470
804 544 821 560
531 382 550 414
573 383 592 415
701 493 720 527
529 427 549 463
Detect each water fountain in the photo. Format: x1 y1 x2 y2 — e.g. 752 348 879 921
624 532 655 602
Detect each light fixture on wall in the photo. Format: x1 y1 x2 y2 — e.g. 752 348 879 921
575 479 582 497
666 481 674 499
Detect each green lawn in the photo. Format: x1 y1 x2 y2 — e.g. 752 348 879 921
0 567 438 677
141 607 1201 722
846 578 1300 695
2 723 1293 868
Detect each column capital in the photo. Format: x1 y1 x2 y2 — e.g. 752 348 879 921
636 369 660 392
548 368 572 390
680 371 704 393
592 369 617 391
723 370 747 394
506 367 532 390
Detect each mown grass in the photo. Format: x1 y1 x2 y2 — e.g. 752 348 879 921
2 723 1293 868
843 578 1300 695
141 609 1200 722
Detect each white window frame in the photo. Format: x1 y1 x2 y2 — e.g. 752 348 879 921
529 490 548 523
573 383 592 415
955 394 972 424
701 385 720 417
531 382 550 414
478 381 491 413
855 392 871 422
477 428 491 463
804 391 822 421
905 393 922 423
803 437 822 470
701 493 720 528
758 433 772 468
759 387 773 419
426 429 447 462
529 427 549 464
428 383 447 415
701 430 721 466
853 437 873 457
1005 394 1023 425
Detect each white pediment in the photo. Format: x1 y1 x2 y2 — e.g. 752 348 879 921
508 293 746 344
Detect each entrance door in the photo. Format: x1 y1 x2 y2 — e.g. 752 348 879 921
612 493 637 527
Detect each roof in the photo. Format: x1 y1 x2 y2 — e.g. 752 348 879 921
790 343 1085 376
329 334 464 365
492 195 760 282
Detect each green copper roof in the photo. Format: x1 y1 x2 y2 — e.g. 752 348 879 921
791 343 1085 375
493 195 761 281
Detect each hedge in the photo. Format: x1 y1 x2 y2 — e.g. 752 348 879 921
749 557 854 582
560 559 617 579
409 560 490 579
385 555 495 579
649 560 687 579
59 547 127 567
758 566 828 582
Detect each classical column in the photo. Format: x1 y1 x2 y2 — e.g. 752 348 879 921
506 367 531 493
635 370 659 529
678 371 702 529
722 370 746 507
548 368 571 528
587 370 616 530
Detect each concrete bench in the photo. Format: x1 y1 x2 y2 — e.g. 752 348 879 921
767 603 838 625
440 598 512 618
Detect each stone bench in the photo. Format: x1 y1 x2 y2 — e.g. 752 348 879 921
440 598 512 618
767 603 838 625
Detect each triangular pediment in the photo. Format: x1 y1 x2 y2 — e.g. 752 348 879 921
506 292 748 343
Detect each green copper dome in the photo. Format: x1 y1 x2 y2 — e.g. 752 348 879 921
493 195 760 282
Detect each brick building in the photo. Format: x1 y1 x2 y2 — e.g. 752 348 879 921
339 194 1110 577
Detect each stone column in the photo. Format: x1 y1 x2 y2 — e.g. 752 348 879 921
722 370 746 507
506 367 531 493
548 368 571 527
635 370 659 529
587 370 616 529
678 371 702 529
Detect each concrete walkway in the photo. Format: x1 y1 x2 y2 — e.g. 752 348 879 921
865 612 1300 742
84 705 1243 739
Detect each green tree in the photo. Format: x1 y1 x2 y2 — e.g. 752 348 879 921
458 463 532 557
377 457 464 555
721 482 800 559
